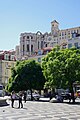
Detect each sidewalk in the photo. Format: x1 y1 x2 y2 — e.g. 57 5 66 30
0 98 80 119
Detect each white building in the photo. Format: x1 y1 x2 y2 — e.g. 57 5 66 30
16 20 80 60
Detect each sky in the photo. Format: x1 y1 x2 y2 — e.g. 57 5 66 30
0 0 80 50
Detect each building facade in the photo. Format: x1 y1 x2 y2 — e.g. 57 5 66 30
0 50 16 61
16 20 80 60
0 60 16 85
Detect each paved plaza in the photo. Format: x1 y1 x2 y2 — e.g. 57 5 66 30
0 98 80 120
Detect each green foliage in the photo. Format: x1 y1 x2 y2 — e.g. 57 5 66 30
6 60 45 92
42 47 80 91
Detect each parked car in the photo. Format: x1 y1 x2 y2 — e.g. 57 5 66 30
27 92 40 101
61 92 71 100
0 84 5 97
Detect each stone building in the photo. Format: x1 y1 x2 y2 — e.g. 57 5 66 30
15 20 80 60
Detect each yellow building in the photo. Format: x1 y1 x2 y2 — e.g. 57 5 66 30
0 60 16 85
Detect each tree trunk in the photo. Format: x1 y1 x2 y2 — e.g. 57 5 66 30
71 90 75 103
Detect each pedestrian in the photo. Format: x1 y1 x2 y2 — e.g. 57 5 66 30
56 94 63 102
23 91 27 103
18 91 23 108
11 91 16 108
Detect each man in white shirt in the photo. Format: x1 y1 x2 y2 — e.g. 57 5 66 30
11 91 16 108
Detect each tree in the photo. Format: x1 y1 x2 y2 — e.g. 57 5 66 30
41 47 80 102
6 60 45 98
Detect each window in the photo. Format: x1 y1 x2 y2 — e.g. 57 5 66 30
23 45 24 51
41 41 43 49
59 33 61 36
45 44 47 47
68 31 70 35
42 35 44 38
38 41 39 49
72 33 76 38
23 45 25 55
62 37 64 39
74 42 78 48
68 43 72 48
5 54 9 60
23 36 25 40
31 36 33 39
27 44 29 52
27 36 29 39
62 32 64 36
31 45 33 52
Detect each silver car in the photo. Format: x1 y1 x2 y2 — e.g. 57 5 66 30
27 93 40 101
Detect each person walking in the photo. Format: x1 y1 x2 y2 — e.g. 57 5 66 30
11 91 16 108
18 91 23 108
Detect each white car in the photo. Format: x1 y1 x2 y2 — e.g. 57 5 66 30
27 93 40 101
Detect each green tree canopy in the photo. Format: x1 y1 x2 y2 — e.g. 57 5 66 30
41 47 80 93
6 60 45 92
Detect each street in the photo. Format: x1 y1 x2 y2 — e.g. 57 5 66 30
0 98 80 120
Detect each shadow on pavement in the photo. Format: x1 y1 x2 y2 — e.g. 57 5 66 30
65 101 80 105
0 103 9 107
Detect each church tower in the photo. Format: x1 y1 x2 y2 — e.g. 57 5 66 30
51 20 59 37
